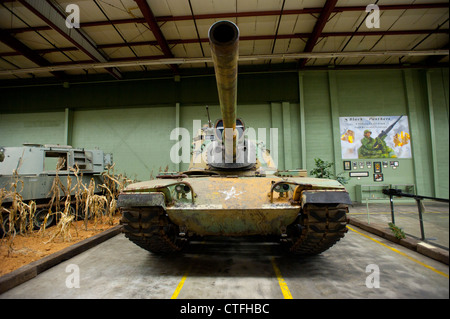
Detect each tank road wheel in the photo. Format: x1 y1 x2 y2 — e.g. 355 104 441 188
1 214 11 237
120 207 187 254
286 204 348 256
33 208 55 230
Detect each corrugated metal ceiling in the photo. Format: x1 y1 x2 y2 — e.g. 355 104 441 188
0 0 448 80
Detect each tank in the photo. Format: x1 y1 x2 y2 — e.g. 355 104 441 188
118 21 352 255
0 144 113 233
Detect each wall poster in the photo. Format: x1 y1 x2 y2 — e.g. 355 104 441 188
340 116 412 159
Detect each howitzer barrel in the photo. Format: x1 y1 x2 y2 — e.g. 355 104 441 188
208 21 239 131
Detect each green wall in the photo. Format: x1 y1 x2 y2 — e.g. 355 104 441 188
0 112 66 146
71 107 176 181
0 68 448 201
426 69 449 198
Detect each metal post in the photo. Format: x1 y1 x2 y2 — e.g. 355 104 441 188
389 194 395 224
415 198 426 240
365 198 370 224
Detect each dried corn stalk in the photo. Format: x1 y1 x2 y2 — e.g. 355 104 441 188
44 196 76 243
1 160 130 246
99 164 132 225
0 170 36 254
39 158 66 237
44 174 78 243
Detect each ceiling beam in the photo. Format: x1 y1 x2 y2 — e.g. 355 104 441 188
0 27 64 79
423 42 449 65
0 49 447 76
298 0 338 68
156 3 450 21
16 0 122 79
6 2 449 34
134 0 178 73
2 29 448 58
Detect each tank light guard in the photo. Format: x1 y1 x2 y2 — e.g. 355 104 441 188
269 181 307 203
153 181 196 204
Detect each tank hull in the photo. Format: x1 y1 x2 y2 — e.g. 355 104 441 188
167 206 298 237
119 176 351 242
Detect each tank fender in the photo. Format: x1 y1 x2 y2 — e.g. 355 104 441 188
118 192 166 208
301 190 352 208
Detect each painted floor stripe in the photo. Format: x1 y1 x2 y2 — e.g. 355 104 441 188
171 253 199 299
271 257 293 299
171 270 189 299
348 226 449 279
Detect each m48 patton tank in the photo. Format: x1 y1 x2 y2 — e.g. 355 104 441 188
118 21 352 256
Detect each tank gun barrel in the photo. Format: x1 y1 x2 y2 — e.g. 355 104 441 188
208 21 239 133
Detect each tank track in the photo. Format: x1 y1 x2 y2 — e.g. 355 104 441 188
120 207 187 254
121 204 347 255
287 203 348 255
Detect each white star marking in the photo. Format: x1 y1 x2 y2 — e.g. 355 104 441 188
219 186 243 200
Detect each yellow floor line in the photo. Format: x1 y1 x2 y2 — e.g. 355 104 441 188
271 257 293 299
171 253 200 299
347 226 449 279
171 270 189 299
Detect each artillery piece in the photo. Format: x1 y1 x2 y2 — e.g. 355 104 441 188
0 144 113 235
118 21 352 255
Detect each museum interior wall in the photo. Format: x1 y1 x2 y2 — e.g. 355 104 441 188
1 68 448 201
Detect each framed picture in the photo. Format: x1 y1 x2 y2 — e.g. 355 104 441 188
374 161 382 173
390 161 399 169
374 173 384 182
343 161 351 171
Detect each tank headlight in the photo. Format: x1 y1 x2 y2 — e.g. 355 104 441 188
274 183 290 193
175 184 191 194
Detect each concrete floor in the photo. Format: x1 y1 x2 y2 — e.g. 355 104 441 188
1 224 448 299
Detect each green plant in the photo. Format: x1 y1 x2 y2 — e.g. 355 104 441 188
388 222 406 239
335 172 349 186
309 158 333 179
309 158 349 185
